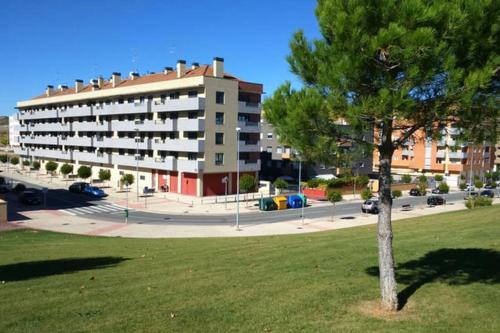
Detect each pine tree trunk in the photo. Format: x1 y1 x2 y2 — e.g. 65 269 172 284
377 144 398 311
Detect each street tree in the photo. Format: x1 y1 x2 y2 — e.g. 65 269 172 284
22 160 30 170
60 163 73 179
263 0 498 311
326 189 342 222
121 174 134 187
10 156 19 166
45 161 58 182
273 178 289 195
99 169 111 187
240 174 257 206
77 166 92 181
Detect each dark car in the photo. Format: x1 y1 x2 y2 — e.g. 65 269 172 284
18 190 42 205
0 186 9 194
409 188 425 196
362 199 379 214
427 195 446 206
69 182 89 193
484 184 495 189
480 190 495 198
464 191 479 200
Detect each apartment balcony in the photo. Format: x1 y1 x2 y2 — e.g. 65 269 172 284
60 136 93 147
436 150 468 159
59 105 93 118
18 124 29 132
237 120 261 133
71 121 112 132
239 159 261 172
13 147 29 156
177 159 204 173
73 151 112 164
18 109 58 120
238 101 262 114
238 140 260 152
20 135 59 145
30 122 72 132
111 119 204 132
94 137 152 150
152 139 205 152
151 97 205 113
31 148 73 160
111 154 174 170
402 149 414 157
94 101 151 116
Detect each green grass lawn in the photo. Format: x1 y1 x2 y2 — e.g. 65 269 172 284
1 206 499 333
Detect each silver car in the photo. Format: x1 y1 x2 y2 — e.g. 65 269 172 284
362 199 379 214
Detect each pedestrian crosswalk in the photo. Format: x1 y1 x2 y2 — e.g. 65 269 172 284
59 204 128 216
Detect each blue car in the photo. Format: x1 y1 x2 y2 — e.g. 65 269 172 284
83 186 107 198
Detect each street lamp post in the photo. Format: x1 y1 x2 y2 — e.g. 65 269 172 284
236 127 242 231
469 142 473 198
125 183 129 224
135 128 140 202
222 176 228 210
298 154 305 228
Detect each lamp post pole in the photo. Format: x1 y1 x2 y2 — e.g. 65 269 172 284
222 176 228 210
298 154 305 228
135 128 140 202
236 127 241 231
469 142 473 197
125 183 129 224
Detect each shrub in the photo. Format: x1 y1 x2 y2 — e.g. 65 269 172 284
10 156 19 166
121 174 134 186
418 181 428 195
273 178 289 191
327 177 349 188
401 174 412 184
459 183 467 191
434 174 443 182
465 196 492 209
418 175 428 183
0 155 7 163
240 175 257 193
438 182 450 194
484 172 492 180
45 161 58 174
77 166 92 180
361 188 373 200
60 163 73 178
474 180 484 189
32 161 41 170
460 174 466 180
306 178 323 188
355 175 370 186
489 182 497 189
22 160 30 167
473 175 480 181
99 169 111 182
392 190 402 198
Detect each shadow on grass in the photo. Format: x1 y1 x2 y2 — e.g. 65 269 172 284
366 248 500 310
0 257 130 282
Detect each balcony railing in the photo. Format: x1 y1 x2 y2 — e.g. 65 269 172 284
93 137 152 150
238 159 261 172
59 105 93 118
72 121 112 132
18 109 58 120
30 122 72 132
19 135 59 145
238 140 260 152
73 151 112 164
151 97 205 113
30 149 73 160
238 101 262 114
59 136 93 147
152 139 205 152
94 101 151 116
237 120 261 133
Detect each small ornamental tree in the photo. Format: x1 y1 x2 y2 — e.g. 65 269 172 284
45 161 58 182
32 160 41 171
434 175 443 182
121 174 134 187
326 189 342 222
273 178 289 194
392 190 402 198
401 174 412 184
474 180 484 190
77 166 92 181
361 188 373 201
418 175 428 184
22 160 30 170
0 155 7 163
10 156 19 166
438 183 450 194
239 174 257 206
60 163 73 179
99 169 111 187
459 183 467 191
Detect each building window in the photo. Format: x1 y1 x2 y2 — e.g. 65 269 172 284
215 112 224 125
188 112 197 119
267 133 273 139
187 132 197 140
215 153 224 165
140 175 145 180
188 90 198 98
216 91 225 104
215 132 224 145
170 112 178 120
266 146 272 153
188 153 197 160
276 146 283 154
169 92 180 100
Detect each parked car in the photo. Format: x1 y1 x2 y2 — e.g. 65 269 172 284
431 188 444 194
69 182 89 193
427 195 446 206
484 184 495 189
409 188 425 196
0 177 5 185
0 185 9 194
362 199 379 214
18 190 42 205
464 191 479 200
463 184 475 192
480 190 495 198
83 186 107 198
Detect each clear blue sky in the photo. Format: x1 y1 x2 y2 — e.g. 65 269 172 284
0 0 320 116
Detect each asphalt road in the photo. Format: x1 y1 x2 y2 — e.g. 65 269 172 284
7 175 494 226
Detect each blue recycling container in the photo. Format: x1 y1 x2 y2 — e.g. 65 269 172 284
287 195 303 209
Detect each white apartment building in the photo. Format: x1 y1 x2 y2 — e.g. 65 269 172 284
13 58 263 196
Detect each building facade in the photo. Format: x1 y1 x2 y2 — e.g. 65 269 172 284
13 58 263 196
373 125 495 185
8 115 20 147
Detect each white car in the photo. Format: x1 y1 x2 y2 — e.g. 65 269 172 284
362 199 379 214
